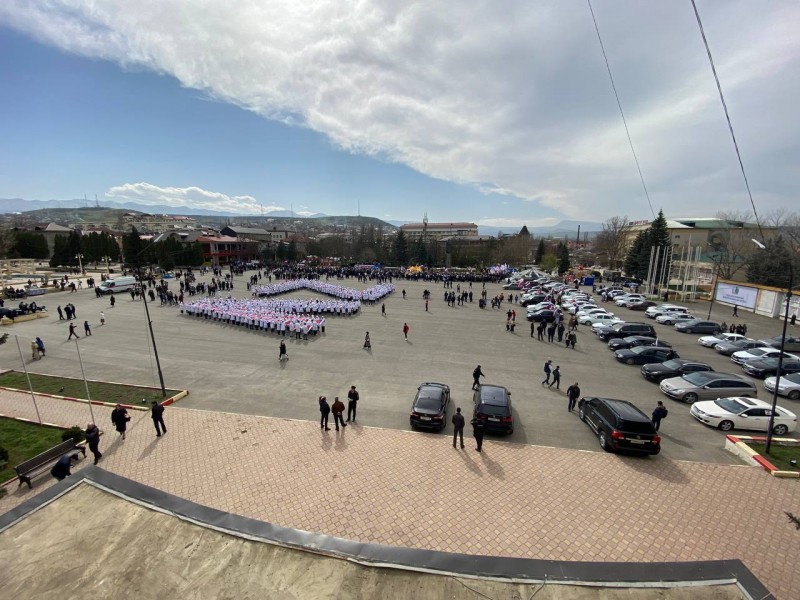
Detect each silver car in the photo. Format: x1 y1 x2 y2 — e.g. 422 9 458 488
659 371 758 404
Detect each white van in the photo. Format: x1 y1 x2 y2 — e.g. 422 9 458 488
98 276 138 295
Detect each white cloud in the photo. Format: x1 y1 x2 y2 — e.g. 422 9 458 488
105 182 279 215
2 1 798 220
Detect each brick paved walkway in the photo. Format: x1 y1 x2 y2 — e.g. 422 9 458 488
1 390 798 598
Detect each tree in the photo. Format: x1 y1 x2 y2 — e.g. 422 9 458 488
745 236 796 287
706 211 757 281
122 227 148 268
0 227 15 259
10 232 49 259
623 231 649 279
535 239 546 265
393 229 409 265
558 243 571 275
594 216 630 269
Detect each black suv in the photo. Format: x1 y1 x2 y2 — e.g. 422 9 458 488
596 322 656 341
577 397 661 455
410 382 451 431
472 384 513 435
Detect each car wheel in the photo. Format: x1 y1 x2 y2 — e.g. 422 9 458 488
578 407 586 421
718 420 734 432
685 328 693 333
626 358 635 365
598 431 611 452
773 424 789 436
683 392 699 404
713 328 721 334
788 390 800 400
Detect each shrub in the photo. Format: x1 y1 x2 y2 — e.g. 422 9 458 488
0 445 8 463
62 426 85 443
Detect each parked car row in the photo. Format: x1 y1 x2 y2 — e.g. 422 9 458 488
409 382 514 435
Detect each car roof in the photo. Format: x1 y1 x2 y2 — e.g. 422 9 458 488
478 385 510 405
591 398 650 421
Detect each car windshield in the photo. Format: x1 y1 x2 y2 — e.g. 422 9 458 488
710 333 726 340
661 359 682 369
747 348 771 357
782 373 800 384
713 398 747 413
415 396 441 411
682 372 719 385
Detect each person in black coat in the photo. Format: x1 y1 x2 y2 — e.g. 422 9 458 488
51 453 79 481
111 404 130 440
471 417 485 452
452 407 465 449
319 396 331 430
151 401 167 437
85 423 102 464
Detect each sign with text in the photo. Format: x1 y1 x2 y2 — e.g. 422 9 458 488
716 282 758 309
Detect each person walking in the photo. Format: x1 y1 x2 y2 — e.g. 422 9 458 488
566 382 581 412
566 330 577 349
109 295 116 308
151 400 167 437
111 403 130 440
472 365 485 390
100 311 105 326
57 305 64 320
363 332 371 349
346 386 359 422
548 365 561 390
732 305 739 317
452 407 465 449
85 423 102 465
68 322 79 340
381 303 386 317
471 417 485 452
331 397 346 430
652 401 669 431
319 396 331 430
279 340 288 361
35 337 45 358
83 320 92 336
403 322 410 340
541 359 553 385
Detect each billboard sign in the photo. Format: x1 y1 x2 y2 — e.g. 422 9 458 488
716 283 758 309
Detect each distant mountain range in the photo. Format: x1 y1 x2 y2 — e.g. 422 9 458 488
0 198 324 219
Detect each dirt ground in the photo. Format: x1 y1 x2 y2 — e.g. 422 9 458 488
0 483 746 600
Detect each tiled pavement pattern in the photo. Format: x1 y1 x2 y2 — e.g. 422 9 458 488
1 390 798 599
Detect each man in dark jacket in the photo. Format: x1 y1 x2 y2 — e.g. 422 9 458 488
652 401 668 431
319 396 331 430
331 397 346 431
151 400 167 437
471 417 485 452
452 407 465 449
85 423 102 464
472 365 484 390
566 382 581 412
346 386 359 422
51 453 79 481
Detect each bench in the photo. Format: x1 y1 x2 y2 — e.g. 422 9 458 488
14 439 86 488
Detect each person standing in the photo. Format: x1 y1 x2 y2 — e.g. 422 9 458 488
151 400 167 437
279 340 288 361
83 320 92 336
68 322 79 340
85 423 102 465
652 401 668 431
472 365 485 390
471 417 485 452
35 337 46 358
381 303 386 317
403 322 410 340
110 295 116 308
548 365 561 390
331 397 346 430
100 311 105 326
57 305 64 320
319 396 331 430
346 386 359 422
111 404 130 440
732 305 739 317
566 382 581 412
452 407 465 449
363 332 371 349
541 359 552 385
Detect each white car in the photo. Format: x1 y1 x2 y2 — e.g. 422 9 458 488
655 313 696 325
698 332 748 348
576 307 612 318
764 373 800 400
568 302 597 315
690 397 797 435
731 347 799 366
587 314 624 327
645 304 689 319
615 294 646 307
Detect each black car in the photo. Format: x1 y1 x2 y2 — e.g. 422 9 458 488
526 309 557 323
607 336 672 351
627 301 657 312
614 346 679 365
410 382 451 430
577 397 661 455
472 384 513 435
674 319 722 334
741 357 800 379
596 322 656 341
641 359 714 383
758 335 800 353
714 339 766 356
520 294 547 307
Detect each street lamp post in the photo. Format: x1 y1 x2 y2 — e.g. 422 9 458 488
102 256 111 276
765 266 795 454
75 253 84 275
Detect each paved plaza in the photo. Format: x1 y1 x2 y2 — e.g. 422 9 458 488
1 273 800 597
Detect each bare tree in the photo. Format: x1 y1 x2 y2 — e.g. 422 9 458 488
710 210 759 280
594 216 631 269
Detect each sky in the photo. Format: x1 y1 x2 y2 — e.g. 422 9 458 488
0 1 798 228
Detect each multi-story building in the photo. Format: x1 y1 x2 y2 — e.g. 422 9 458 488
400 220 478 241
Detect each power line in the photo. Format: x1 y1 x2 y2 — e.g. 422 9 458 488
587 0 656 219
690 0 766 243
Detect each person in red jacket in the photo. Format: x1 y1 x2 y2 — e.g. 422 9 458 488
403 322 410 340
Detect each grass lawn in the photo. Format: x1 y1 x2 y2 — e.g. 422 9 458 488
0 417 66 484
0 371 180 405
748 442 800 472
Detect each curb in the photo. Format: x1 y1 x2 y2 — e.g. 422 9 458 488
0 386 188 410
725 435 800 478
